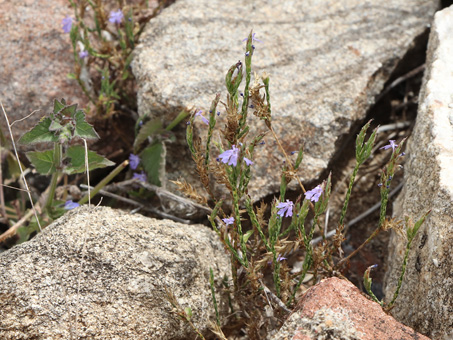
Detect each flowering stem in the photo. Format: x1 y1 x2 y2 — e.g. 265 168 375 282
268 126 315 211
339 163 360 227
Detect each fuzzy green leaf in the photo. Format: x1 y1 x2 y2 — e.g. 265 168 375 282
64 145 114 174
26 149 57 175
133 118 163 152
53 99 66 114
18 118 59 144
141 143 165 186
74 110 99 139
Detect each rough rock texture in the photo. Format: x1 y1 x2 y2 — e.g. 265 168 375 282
0 206 230 339
271 277 430 340
132 0 438 200
384 6 453 340
0 0 89 142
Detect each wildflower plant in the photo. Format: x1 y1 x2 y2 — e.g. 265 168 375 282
178 30 430 337
63 0 170 118
18 98 114 220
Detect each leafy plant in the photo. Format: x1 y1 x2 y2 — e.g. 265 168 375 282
63 0 171 118
175 30 428 338
18 98 114 218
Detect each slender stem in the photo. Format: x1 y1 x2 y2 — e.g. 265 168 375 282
387 240 411 308
45 143 63 212
337 226 382 267
78 160 129 205
339 163 359 226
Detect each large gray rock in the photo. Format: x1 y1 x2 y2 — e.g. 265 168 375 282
0 0 88 142
0 206 230 339
384 6 453 340
132 0 438 200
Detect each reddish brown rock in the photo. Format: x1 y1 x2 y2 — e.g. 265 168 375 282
272 277 430 340
0 0 88 142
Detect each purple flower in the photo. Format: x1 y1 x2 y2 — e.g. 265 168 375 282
244 157 253 166
129 154 140 170
380 140 398 152
79 50 89 59
242 33 263 43
62 16 73 33
304 185 323 202
218 145 240 167
277 254 287 262
222 217 234 225
276 200 294 218
133 171 147 182
64 200 80 210
109 9 124 24
194 110 209 125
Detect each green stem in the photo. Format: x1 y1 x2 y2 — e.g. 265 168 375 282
339 163 359 226
387 240 411 309
78 160 128 205
45 143 63 212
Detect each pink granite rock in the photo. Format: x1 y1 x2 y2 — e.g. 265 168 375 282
272 277 430 340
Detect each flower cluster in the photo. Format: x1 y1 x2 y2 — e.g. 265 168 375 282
129 154 146 182
217 145 253 167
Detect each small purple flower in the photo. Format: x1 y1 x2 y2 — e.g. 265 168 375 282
222 217 234 225
109 9 124 24
277 254 287 262
380 140 398 152
79 50 89 59
64 200 80 210
242 33 263 43
194 110 209 125
304 185 323 202
133 171 147 182
276 200 294 218
129 154 140 170
62 16 73 33
218 145 240 167
244 158 253 166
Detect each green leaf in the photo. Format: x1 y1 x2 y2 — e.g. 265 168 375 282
133 118 163 152
53 98 66 114
141 143 165 186
18 118 59 144
26 149 57 175
64 145 114 174
73 110 99 139
243 229 254 243
67 73 77 80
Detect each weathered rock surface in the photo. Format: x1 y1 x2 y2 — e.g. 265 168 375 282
133 0 439 200
0 0 88 141
272 277 430 340
0 206 230 339
384 6 453 340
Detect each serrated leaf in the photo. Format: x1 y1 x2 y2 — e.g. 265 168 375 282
26 149 57 175
60 103 77 118
141 143 164 186
64 145 114 174
18 118 59 144
73 110 99 139
53 99 65 114
133 118 163 152
48 119 63 132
